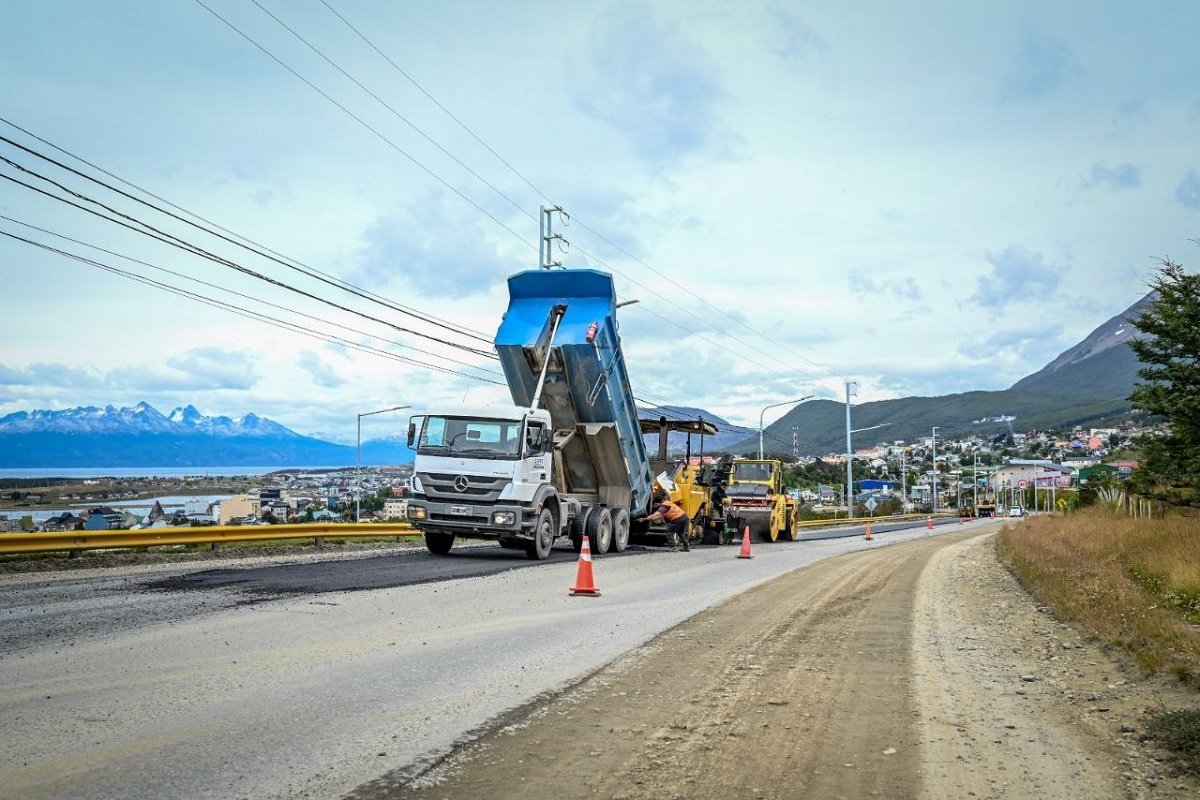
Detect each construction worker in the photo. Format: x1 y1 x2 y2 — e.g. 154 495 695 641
638 493 691 551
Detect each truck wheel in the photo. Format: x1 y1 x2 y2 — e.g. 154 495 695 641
569 506 592 553
424 531 454 555
525 507 555 560
608 507 630 552
585 506 613 555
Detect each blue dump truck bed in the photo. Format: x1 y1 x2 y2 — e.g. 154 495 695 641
494 269 653 516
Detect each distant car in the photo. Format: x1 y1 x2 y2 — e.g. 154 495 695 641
1008 507 1025 517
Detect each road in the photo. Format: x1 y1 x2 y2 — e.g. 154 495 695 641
2 521 1194 799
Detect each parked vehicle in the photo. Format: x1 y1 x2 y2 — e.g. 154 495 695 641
1008 506 1026 517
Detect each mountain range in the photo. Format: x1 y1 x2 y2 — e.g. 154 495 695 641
734 292 1153 456
0 291 1153 468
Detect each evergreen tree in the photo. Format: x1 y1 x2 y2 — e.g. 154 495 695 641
1127 258 1200 504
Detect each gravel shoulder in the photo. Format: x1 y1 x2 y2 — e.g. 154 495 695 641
370 528 1200 800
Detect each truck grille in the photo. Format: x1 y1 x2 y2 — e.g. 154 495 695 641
419 473 510 502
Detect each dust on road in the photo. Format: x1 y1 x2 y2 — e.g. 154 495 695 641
359 528 1199 800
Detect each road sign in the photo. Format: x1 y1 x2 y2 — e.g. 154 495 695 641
1017 479 1029 489
865 497 877 512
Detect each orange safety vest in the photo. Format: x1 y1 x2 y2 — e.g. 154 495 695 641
658 500 686 521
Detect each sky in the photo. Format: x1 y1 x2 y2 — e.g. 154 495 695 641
2 0 1198 444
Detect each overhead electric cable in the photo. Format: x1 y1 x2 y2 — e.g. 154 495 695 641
310 2 837 383
318 0 548 201
0 212 505 380
0 229 505 385
249 0 534 223
0 127 493 346
0 157 499 359
192 0 536 253
190 2 829 389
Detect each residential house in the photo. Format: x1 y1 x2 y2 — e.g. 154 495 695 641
41 513 83 532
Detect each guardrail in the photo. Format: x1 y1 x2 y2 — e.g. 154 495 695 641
0 513 962 558
0 522 418 556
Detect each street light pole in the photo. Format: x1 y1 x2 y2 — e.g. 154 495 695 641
931 426 939 514
357 405 411 522
844 381 857 516
758 396 813 460
846 421 891 518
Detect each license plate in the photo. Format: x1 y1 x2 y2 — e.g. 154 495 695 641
449 505 471 515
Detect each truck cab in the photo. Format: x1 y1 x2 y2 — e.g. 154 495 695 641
406 404 560 560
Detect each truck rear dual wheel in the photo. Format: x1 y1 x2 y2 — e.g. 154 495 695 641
586 506 613 555
609 507 630 553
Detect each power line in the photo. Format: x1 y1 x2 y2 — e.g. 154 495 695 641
0 124 492 346
0 212 505 381
1 229 506 385
294 3 836 387
192 0 536 253
0 152 499 359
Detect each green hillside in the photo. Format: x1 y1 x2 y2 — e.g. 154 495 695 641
735 340 1141 457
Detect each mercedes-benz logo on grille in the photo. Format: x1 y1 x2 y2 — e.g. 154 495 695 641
453 476 470 492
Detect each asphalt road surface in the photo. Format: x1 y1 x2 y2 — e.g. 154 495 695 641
2 525 932 800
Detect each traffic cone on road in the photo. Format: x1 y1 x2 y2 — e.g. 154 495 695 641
736 525 754 559
926 516 934 531
864 521 873 541
958 516 964 525
569 533 600 597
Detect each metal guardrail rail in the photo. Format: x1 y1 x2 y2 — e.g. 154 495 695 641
0 514 961 557
0 522 417 556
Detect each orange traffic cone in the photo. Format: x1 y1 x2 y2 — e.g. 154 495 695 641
864 521 873 541
926 516 934 530
569 534 600 596
736 525 754 559
958 516 964 525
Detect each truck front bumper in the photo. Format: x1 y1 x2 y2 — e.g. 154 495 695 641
407 501 532 536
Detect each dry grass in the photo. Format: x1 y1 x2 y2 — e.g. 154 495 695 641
996 509 1200 685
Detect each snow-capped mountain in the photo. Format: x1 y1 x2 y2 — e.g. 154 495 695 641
166 405 299 438
0 403 297 438
0 402 412 468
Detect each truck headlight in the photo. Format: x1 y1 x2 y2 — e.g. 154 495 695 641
408 506 427 521
492 511 515 525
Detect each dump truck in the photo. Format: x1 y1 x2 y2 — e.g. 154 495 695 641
725 458 798 541
405 268 655 559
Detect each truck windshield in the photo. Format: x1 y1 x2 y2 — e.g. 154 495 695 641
417 416 523 459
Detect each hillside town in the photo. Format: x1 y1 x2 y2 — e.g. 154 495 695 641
0 420 1146 534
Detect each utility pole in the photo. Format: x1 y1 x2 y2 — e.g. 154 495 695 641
539 205 569 269
845 380 857 517
792 427 798 460
931 426 939 514
973 450 978 513
901 449 908 513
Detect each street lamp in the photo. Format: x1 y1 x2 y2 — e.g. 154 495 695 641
931 426 939 514
758 396 813 459
846 422 891 517
357 405 411 522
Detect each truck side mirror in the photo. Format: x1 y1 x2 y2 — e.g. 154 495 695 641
406 422 417 449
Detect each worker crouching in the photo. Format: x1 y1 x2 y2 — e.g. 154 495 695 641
638 493 691 552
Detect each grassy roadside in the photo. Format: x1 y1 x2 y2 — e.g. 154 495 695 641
996 509 1200 772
